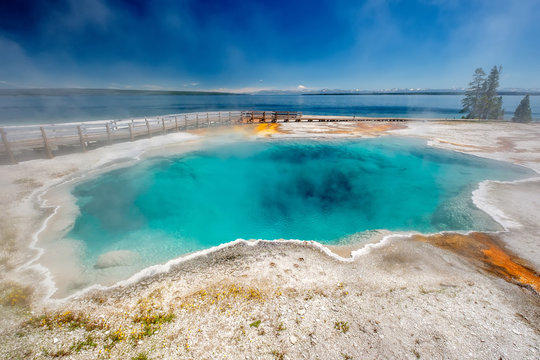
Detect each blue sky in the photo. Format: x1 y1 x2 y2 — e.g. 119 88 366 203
1 0 539 91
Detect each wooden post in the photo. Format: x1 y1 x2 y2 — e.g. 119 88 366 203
0 128 16 164
145 118 151 138
128 124 135 141
40 127 53 159
228 112 231 124
206 112 210 127
77 125 87 152
161 118 166 134
218 112 222 125
175 116 179 131
195 114 199 128
250 111 254 123
184 115 188 129
287 111 290 122
105 123 112 145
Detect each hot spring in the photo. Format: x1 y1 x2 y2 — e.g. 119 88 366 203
65 137 533 279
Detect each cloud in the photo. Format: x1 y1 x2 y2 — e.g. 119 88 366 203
297 85 306 89
0 0 539 89
212 87 270 94
0 36 41 87
434 0 540 86
141 84 164 90
64 0 111 29
0 80 20 88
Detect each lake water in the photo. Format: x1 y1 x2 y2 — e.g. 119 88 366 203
1 94 539 125
67 138 534 272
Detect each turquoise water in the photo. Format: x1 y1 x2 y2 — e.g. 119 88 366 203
68 138 533 268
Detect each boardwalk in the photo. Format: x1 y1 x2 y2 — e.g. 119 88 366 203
0 111 409 164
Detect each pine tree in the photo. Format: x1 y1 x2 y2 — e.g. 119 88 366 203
481 66 503 119
512 95 532 123
460 68 486 119
461 66 504 120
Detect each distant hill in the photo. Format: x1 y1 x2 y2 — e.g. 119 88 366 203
303 90 465 95
302 88 540 96
0 88 233 96
2 87 539 96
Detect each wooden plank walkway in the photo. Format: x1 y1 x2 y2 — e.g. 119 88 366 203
0 111 409 164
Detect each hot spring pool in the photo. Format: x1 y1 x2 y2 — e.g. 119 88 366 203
66 137 533 271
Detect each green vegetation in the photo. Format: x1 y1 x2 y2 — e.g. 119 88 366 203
130 289 175 340
461 66 504 120
131 302 175 340
249 320 261 328
49 348 71 358
513 95 533 122
70 335 97 352
270 350 286 360
0 282 33 308
334 321 350 333
26 311 107 331
131 353 150 360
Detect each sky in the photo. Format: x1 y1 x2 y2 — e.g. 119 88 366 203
1 0 540 91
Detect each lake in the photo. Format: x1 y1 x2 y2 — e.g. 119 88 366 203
1 94 538 125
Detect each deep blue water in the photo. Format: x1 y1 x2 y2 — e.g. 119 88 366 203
1 94 539 125
68 138 533 270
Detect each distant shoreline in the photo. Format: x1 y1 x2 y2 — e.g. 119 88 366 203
0 88 234 96
303 91 540 96
1 88 540 96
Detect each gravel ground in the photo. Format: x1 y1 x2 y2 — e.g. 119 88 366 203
0 121 539 359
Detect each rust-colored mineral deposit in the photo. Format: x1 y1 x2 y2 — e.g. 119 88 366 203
413 232 540 294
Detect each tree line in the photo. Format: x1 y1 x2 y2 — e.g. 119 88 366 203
460 66 532 122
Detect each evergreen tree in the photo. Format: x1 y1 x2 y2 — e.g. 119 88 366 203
460 68 486 119
481 66 503 119
460 66 504 120
512 95 532 123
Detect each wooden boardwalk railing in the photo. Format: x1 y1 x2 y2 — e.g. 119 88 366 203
0 111 408 164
